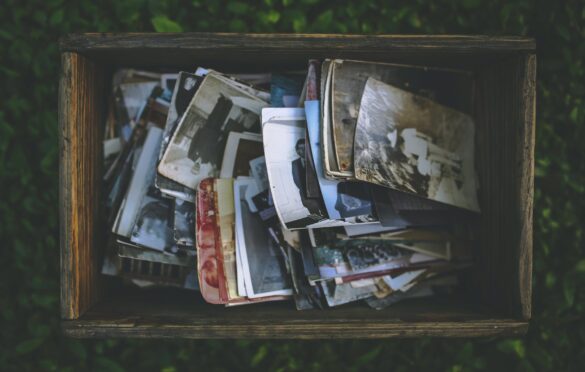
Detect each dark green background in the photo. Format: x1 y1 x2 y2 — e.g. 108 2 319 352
1 0 584 370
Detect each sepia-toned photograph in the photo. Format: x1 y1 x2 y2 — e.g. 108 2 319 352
330 59 474 174
158 73 268 189
354 78 480 212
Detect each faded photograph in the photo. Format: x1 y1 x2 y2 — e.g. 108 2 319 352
158 73 268 189
262 112 327 229
130 187 174 251
234 179 292 298
173 198 195 247
219 132 263 178
354 78 480 212
156 72 203 201
249 156 269 191
330 59 474 174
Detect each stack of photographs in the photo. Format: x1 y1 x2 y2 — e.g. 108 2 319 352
101 59 481 310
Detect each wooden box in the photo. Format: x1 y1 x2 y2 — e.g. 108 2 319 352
59 33 535 338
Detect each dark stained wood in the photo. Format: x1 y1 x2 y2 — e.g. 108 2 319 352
59 52 106 319
60 33 536 52
58 33 535 337
61 290 528 339
516 54 536 319
474 53 535 320
58 33 535 71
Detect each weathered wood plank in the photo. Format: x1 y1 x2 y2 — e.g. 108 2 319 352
62 319 528 339
58 33 536 71
59 52 105 319
60 291 528 338
60 33 536 53
517 54 536 320
474 53 535 320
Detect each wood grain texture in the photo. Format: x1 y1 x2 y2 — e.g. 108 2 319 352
60 33 536 52
517 54 536 319
59 52 105 319
474 54 535 320
58 33 535 71
61 290 528 339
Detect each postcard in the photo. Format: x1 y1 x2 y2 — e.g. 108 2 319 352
354 78 480 212
158 73 269 189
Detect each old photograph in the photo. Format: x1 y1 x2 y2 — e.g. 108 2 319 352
321 60 353 179
130 190 174 252
354 78 480 212
330 59 474 174
234 178 293 298
249 156 269 192
262 108 328 229
305 101 375 222
113 127 163 238
156 71 204 201
158 73 269 189
219 132 263 178
173 198 195 247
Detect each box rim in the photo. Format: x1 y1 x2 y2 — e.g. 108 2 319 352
59 32 536 53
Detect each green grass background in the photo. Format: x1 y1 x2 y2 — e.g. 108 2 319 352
1 0 584 370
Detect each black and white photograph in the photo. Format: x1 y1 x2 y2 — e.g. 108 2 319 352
113 127 163 238
262 108 328 229
234 178 293 298
130 190 174 252
249 156 269 192
173 198 195 247
354 78 480 212
305 100 376 223
158 73 269 189
156 71 204 201
219 132 263 178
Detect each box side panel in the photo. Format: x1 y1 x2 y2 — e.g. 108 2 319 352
58 33 535 71
59 52 105 319
474 54 535 320
61 291 528 339
517 54 536 319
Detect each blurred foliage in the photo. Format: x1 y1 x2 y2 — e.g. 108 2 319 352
0 0 584 370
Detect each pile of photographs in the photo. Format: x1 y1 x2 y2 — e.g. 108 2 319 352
101 59 481 310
